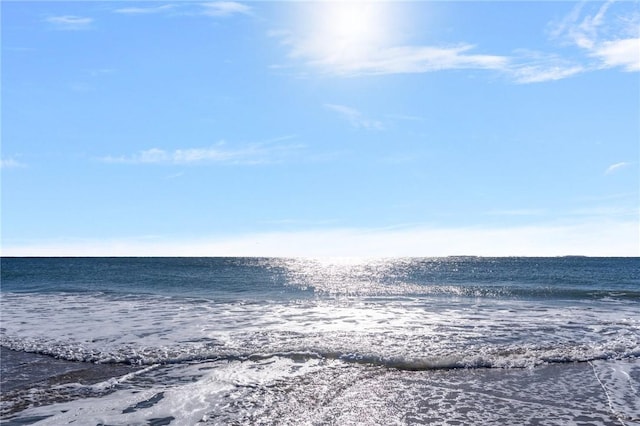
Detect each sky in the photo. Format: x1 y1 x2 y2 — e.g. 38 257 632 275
1 0 639 257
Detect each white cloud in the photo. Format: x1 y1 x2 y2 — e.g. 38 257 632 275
45 15 93 30
165 172 185 180
277 23 593 83
114 5 175 15
3 220 637 257
101 140 303 165
112 2 251 18
605 162 632 175
550 2 640 72
281 32 598 84
279 29 509 77
325 104 383 130
593 38 640 71
273 2 638 82
200 2 251 17
510 63 585 84
507 51 586 83
273 2 506 78
0 158 27 169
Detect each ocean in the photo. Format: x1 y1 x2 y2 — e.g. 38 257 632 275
1 257 639 425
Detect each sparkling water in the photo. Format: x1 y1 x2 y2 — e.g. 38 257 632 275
1 257 638 425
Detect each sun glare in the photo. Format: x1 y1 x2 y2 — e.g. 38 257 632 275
303 2 395 64
325 3 380 46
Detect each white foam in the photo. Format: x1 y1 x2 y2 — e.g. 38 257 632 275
4 346 639 425
4 357 329 425
1 292 639 369
590 359 640 424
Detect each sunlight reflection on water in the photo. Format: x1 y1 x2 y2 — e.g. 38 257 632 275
272 257 429 296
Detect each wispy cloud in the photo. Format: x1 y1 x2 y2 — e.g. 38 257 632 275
325 104 384 130
605 161 632 175
271 2 507 78
200 2 251 18
273 1 637 83
277 30 592 84
100 140 303 165
88 68 116 77
549 1 640 72
507 51 585 83
45 15 93 30
509 64 585 84
0 158 27 169
114 5 175 15
277 29 508 77
164 172 185 180
112 2 251 19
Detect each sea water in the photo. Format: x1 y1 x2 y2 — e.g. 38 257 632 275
1 257 638 425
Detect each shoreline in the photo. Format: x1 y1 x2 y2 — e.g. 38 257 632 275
1 346 142 418
2 346 638 424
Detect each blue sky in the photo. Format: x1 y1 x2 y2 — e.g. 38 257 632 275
2 1 639 256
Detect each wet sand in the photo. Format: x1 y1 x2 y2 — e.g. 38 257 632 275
2 346 638 425
1 346 140 418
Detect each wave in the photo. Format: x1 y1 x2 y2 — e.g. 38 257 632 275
2 338 639 371
301 283 640 301
2 290 639 374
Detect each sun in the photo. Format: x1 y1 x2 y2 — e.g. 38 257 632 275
300 2 395 65
323 3 383 48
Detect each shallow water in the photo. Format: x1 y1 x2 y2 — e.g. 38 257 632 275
2 351 638 425
1 257 638 424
